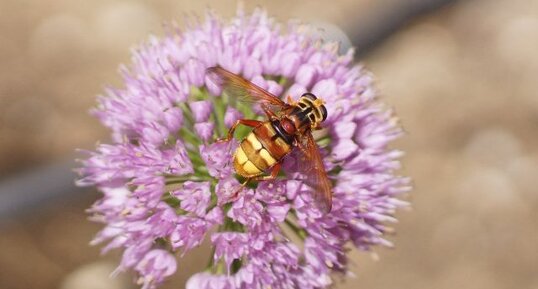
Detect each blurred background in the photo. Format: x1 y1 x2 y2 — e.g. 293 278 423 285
0 0 537 288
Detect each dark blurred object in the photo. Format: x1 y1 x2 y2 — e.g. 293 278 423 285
350 0 457 57
0 159 78 221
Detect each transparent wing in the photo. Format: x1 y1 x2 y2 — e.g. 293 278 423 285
206 66 289 109
297 131 333 214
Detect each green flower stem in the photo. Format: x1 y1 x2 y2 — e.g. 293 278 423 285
179 127 201 146
206 245 216 269
161 192 181 207
184 148 212 177
164 174 213 184
190 86 207 101
284 217 307 240
278 76 288 86
212 96 227 138
222 215 245 232
235 100 255 120
177 103 195 125
214 260 226 274
316 136 331 148
230 259 242 274
186 150 205 166
194 165 210 176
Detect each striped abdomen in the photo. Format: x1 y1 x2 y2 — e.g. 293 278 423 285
233 121 292 177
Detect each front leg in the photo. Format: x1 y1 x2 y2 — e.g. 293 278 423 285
218 119 262 142
286 95 297 106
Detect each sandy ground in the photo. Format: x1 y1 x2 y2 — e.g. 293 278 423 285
0 0 537 288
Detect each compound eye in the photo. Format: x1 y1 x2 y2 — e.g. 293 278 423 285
320 105 328 121
302 92 317 100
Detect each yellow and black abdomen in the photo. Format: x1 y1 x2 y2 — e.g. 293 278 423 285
233 122 292 178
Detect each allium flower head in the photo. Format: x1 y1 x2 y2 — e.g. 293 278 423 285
77 9 410 289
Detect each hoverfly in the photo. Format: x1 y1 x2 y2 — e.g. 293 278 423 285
207 67 333 213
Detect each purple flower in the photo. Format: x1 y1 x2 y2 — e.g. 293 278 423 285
211 232 250 271
77 8 410 289
135 249 177 289
171 181 212 217
224 107 243 128
190 100 213 122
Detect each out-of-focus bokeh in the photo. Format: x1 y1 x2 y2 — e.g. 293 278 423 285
1 0 537 288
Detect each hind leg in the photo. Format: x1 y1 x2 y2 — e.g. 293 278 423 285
229 177 252 201
252 163 281 182
217 119 262 143
229 164 281 202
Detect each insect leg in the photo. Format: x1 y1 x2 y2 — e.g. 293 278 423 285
252 163 281 181
230 177 251 201
286 95 297 106
217 119 262 142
